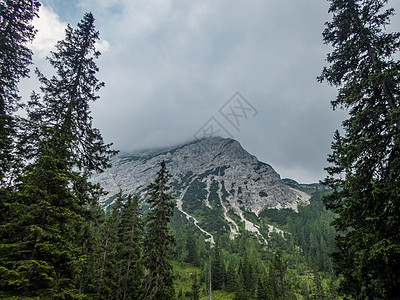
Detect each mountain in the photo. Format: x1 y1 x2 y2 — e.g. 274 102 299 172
91 137 311 244
282 178 329 191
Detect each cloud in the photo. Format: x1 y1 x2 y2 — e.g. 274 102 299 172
22 0 400 183
76 0 341 183
95 39 110 53
31 5 111 58
31 6 66 58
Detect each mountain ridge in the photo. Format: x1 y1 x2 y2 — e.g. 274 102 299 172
91 137 311 244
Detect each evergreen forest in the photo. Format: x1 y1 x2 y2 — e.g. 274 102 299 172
1 0 399 299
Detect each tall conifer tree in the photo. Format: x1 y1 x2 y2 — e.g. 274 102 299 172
142 161 176 299
0 4 40 281
28 12 116 174
0 140 85 298
211 237 226 291
95 196 122 299
185 228 200 266
0 13 115 298
268 251 289 300
117 194 144 300
191 271 200 300
0 0 40 185
319 1 400 298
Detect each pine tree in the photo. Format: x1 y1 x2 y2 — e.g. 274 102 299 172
27 12 117 175
225 258 238 292
0 140 85 298
142 161 176 299
319 0 400 298
311 267 324 300
77 195 105 296
186 228 200 266
0 4 40 292
94 195 122 299
191 271 200 300
242 251 258 295
268 251 289 300
256 276 269 300
117 194 144 300
0 0 40 185
0 13 115 299
234 274 251 300
211 237 226 291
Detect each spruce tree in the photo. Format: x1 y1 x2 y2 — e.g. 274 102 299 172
94 196 122 299
225 258 238 292
0 0 40 185
142 161 176 299
79 192 121 299
0 13 115 299
242 251 258 295
77 193 105 297
211 237 226 291
117 194 144 300
0 4 40 288
185 228 200 266
191 271 200 300
319 0 400 298
268 251 288 300
0 140 86 298
234 276 251 300
28 12 116 175
256 276 269 300
311 267 324 300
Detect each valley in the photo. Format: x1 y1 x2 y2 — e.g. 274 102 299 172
91 137 339 299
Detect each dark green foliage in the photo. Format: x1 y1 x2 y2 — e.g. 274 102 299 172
0 3 40 278
319 0 400 298
93 196 121 299
76 197 105 296
142 161 176 299
225 258 239 292
28 12 117 175
0 0 40 185
181 179 207 212
191 271 200 300
78 192 144 300
0 142 85 299
181 178 228 234
258 191 268 197
259 208 297 226
240 250 259 295
117 194 144 299
211 238 226 290
234 273 252 300
199 205 228 234
287 190 336 273
185 228 200 267
311 267 324 300
169 188 342 298
268 251 291 300
256 276 269 300
234 290 251 300
0 13 116 299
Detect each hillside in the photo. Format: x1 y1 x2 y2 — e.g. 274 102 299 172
92 137 311 244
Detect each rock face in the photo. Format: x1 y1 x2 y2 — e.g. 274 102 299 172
93 137 309 210
91 137 310 243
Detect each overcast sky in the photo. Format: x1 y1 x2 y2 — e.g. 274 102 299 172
20 0 400 183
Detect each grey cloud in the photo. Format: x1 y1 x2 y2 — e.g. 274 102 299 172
31 0 400 183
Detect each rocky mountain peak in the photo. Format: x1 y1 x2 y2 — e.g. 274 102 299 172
91 137 310 243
